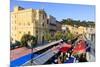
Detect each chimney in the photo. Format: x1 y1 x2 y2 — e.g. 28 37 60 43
14 6 24 12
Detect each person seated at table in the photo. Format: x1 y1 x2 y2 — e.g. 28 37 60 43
57 56 62 64
79 53 87 62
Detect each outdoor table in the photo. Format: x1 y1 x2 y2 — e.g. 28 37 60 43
64 57 75 63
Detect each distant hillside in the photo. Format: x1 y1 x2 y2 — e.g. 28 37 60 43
60 18 95 27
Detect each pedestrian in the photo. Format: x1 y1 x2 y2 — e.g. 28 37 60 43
79 53 87 62
57 57 62 64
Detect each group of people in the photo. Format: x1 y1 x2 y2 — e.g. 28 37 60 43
72 39 88 62
51 38 88 64
51 40 73 64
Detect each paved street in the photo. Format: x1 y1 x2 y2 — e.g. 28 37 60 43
11 47 31 61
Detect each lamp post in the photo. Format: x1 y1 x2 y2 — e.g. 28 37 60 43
27 40 33 65
31 42 33 65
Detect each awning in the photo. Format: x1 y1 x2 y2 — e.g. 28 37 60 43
72 40 86 54
59 43 72 53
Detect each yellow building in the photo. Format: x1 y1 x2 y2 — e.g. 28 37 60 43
11 6 48 44
62 25 74 33
62 25 87 35
77 26 87 34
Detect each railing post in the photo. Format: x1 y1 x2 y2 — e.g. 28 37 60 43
31 47 33 65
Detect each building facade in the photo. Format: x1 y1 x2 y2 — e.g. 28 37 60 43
61 25 87 35
86 27 95 43
56 21 62 32
47 15 57 36
11 6 48 44
47 15 62 37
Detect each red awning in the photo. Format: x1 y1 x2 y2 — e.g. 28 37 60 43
59 43 72 53
72 40 86 54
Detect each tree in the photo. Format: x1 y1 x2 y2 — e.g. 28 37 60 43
61 19 95 27
61 19 73 26
44 32 52 42
28 36 37 48
66 32 74 40
20 34 37 48
54 31 63 40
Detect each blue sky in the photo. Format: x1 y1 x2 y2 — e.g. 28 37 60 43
10 0 95 21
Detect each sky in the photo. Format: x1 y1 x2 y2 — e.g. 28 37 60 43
10 0 95 22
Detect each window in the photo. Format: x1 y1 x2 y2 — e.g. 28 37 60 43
90 28 93 31
24 23 25 26
36 30 38 34
27 22 30 26
11 16 13 19
28 31 30 34
15 21 16 24
43 13 46 19
19 31 21 34
19 22 21 25
15 15 16 18
15 27 16 30
32 21 34 23
15 34 16 37
43 15 44 19
42 23 44 26
47 20 49 24
24 32 25 34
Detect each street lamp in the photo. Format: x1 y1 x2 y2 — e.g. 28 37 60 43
27 40 33 65
31 42 33 65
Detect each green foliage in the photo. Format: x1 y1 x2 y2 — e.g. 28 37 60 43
44 32 52 42
61 18 95 27
20 34 29 47
30 36 37 46
20 34 37 48
66 32 74 40
61 31 75 42
54 31 63 40
54 31 74 41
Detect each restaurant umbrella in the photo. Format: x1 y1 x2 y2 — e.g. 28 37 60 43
59 42 72 53
72 40 86 55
